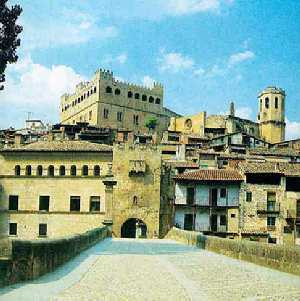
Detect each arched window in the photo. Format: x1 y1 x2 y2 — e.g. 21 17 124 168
94 165 100 176
59 165 65 176
155 98 161 104
115 88 121 95
265 97 269 109
142 95 147 101
81 95 83 101
37 165 43 176
275 97 278 109
25 165 32 176
90 89 93 95
149 96 154 103
106 86 112 93
71 165 77 176
133 196 138 205
94 87 96 93
87 91 90 97
48 165 54 177
128 91 133 98
82 165 88 176
134 93 140 99
15 165 21 176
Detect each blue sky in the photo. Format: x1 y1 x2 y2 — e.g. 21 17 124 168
2 0 300 139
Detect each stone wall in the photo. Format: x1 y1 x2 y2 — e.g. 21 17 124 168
166 227 300 276
0 226 109 287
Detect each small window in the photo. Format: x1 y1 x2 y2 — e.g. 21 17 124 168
220 215 227 226
9 223 17 236
15 165 21 176
106 86 112 93
149 96 154 103
37 165 43 176
231 213 236 218
89 111 92 120
186 187 195 205
94 165 100 176
82 165 89 176
155 98 161 104
94 87 96 93
115 88 121 95
260 99 262 111
39 196 49 211
117 112 123 122
220 188 227 198
39 223 47 237
48 165 54 176
81 95 83 101
265 97 269 109
142 95 147 101
103 108 109 119
70 196 80 211
246 192 252 202
59 165 65 176
90 196 100 212
134 93 140 99
25 165 32 176
71 165 77 176
128 91 133 98
9 195 18 211
90 89 93 95
275 97 278 109
267 216 276 226
133 195 138 205
133 115 139 125
87 91 90 97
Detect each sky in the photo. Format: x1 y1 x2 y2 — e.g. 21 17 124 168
1 0 300 139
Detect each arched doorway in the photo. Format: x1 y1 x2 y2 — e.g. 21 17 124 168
121 218 147 238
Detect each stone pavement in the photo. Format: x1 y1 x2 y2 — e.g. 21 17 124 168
0 238 300 300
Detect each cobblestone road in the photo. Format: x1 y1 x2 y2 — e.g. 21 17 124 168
1 238 300 300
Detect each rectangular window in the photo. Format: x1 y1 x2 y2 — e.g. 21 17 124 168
39 223 47 236
9 223 17 235
220 215 227 226
133 115 139 125
117 112 123 122
9 195 18 211
39 196 50 211
186 187 195 205
89 111 92 120
103 108 109 119
267 216 276 226
246 192 252 202
220 188 227 198
70 196 80 211
267 192 276 211
90 196 100 212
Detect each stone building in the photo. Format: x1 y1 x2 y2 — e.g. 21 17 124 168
60 69 179 134
0 141 112 240
173 169 243 238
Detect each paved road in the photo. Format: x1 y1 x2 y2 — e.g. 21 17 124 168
1 238 300 301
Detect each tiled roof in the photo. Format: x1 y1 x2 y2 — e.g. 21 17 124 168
249 147 299 157
174 169 243 182
239 162 300 176
172 161 199 169
1 140 113 152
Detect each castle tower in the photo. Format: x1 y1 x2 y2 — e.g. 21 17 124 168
258 86 285 143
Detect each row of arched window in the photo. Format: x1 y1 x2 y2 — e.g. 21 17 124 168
62 86 97 112
105 86 161 105
260 96 283 110
14 165 101 177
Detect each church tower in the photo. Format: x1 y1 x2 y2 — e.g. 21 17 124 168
258 86 285 144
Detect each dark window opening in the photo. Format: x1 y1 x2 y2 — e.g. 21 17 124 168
142 95 147 101
82 165 89 176
106 86 112 93
133 115 139 125
90 196 100 212
275 97 278 109
94 87 96 93
231 213 236 218
9 195 18 211
267 216 276 226
286 177 300 192
220 188 227 198
25 165 32 176
71 165 76 176
155 98 161 104
268 237 276 244
48 165 54 176
246 192 252 202
220 215 227 226
94 165 100 176
265 97 269 109
186 187 195 205
149 96 154 103
134 93 140 99
39 196 49 211
115 88 121 95
59 165 65 176
103 108 109 119
39 223 47 236
70 196 80 211
128 91 133 98
9 223 17 235
246 173 281 185
117 112 123 122
37 165 43 176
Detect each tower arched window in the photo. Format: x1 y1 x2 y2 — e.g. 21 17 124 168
106 86 112 93
134 93 140 99
128 91 133 98
149 96 154 103
48 165 54 177
142 95 147 101
275 97 278 109
15 165 21 176
94 165 100 176
71 165 77 176
155 98 161 104
94 87 96 93
265 97 269 109
115 88 121 95
82 165 89 176
25 165 32 176
59 165 65 176
37 165 43 176
260 99 262 111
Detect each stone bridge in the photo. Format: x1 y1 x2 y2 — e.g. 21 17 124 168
0 238 300 300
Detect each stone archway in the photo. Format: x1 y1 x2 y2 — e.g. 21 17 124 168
121 218 147 238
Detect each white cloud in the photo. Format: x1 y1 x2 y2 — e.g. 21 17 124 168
228 50 255 66
159 51 195 73
286 119 300 140
102 53 128 66
142 76 156 88
116 53 128 64
0 56 84 128
235 106 253 120
193 68 205 76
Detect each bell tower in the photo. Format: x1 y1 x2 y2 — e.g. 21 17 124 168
258 86 285 144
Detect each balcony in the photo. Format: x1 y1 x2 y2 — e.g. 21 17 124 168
257 202 280 214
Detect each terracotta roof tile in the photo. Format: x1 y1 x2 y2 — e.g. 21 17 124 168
174 169 243 182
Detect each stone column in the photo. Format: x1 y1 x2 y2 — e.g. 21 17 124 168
102 163 117 232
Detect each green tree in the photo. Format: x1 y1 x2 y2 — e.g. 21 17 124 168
0 0 23 90
145 117 158 132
